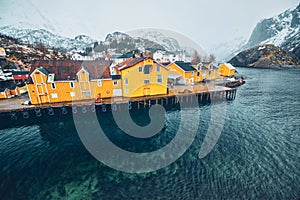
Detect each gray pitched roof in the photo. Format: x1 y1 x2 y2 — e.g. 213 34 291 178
174 61 195 72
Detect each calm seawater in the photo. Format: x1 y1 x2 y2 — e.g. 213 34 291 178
0 68 299 199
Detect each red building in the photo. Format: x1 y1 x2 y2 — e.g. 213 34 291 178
12 71 29 82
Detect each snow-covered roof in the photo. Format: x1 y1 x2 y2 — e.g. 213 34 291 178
224 63 236 70
168 73 181 79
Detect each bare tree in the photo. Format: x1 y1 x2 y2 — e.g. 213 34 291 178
192 50 201 63
209 54 216 62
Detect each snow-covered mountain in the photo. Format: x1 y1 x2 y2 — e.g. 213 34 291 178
101 31 165 52
208 36 247 63
0 25 204 57
246 3 300 58
0 26 96 51
0 27 167 54
91 31 165 54
127 29 206 56
129 30 181 52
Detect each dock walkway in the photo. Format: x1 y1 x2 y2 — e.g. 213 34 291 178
0 85 236 113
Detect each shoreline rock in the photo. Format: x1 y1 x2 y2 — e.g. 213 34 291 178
229 44 300 69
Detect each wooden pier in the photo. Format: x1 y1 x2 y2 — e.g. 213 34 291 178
0 85 237 129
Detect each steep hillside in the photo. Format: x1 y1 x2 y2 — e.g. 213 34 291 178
246 3 300 59
96 32 165 53
0 26 96 52
0 34 67 70
229 44 300 68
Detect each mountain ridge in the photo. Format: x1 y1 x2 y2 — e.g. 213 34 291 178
243 3 300 59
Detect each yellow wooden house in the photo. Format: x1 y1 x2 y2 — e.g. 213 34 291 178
218 63 236 77
114 57 169 97
168 61 197 84
27 60 121 104
0 83 22 99
168 61 210 84
0 87 22 99
199 62 222 80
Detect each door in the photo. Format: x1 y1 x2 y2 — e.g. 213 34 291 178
77 69 91 99
36 83 49 103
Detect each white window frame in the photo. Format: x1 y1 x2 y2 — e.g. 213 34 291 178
51 93 58 98
144 79 150 84
125 88 129 94
157 75 163 83
97 80 102 86
124 78 128 85
138 66 142 72
113 81 118 86
156 65 160 72
70 92 76 97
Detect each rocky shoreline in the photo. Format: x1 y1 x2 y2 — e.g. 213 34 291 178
229 44 300 69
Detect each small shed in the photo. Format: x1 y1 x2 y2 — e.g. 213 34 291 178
218 63 236 77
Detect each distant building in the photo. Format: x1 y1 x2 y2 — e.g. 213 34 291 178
0 81 23 99
0 67 13 81
71 53 93 61
109 53 135 75
12 71 29 82
153 50 186 63
0 48 6 58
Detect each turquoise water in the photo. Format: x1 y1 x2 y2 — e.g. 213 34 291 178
0 68 299 199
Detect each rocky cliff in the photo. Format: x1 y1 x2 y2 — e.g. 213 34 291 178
229 44 300 68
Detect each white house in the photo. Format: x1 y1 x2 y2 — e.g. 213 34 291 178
109 53 134 75
0 48 6 58
71 53 94 61
0 67 13 81
153 50 186 63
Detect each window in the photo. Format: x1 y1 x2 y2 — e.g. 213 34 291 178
51 93 58 98
51 83 56 89
197 71 200 76
113 81 118 86
144 65 150 74
138 66 143 72
157 75 162 83
97 80 102 86
70 92 75 97
156 65 160 72
125 88 129 94
124 78 128 85
70 81 74 88
85 92 91 97
191 72 194 76
144 79 150 84
197 66 201 71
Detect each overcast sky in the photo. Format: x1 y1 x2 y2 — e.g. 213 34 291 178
0 0 299 50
